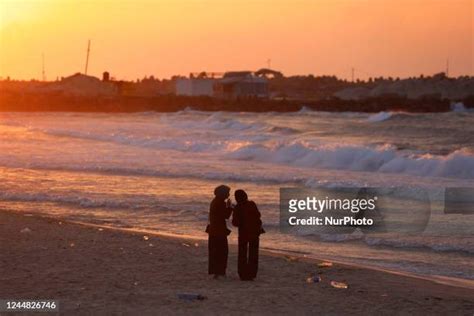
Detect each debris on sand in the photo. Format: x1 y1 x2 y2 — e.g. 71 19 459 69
318 262 333 268
284 255 299 262
330 281 348 289
20 227 32 234
306 275 322 283
177 293 207 301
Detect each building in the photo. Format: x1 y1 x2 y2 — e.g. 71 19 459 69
32 73 118 96
175 72 217 96
214 71 268 99
175 71 269 98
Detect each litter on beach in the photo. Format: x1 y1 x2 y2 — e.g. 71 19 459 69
330 281 348 289
20 227 32 234
143 235 149 241
182 243 191 247
306 275 322 283
194 242 199 247
284 255 299 262
177 293 207 301
318 262 333 268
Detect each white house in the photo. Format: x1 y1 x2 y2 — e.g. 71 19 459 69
213 71 268 99
175 71 269 98
175 78 215 96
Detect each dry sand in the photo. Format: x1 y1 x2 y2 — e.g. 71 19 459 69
0 210 473 315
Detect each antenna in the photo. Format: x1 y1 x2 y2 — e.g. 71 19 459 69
84 39 91 75
446 58 449 77
267 58 272 69
42 53 46 81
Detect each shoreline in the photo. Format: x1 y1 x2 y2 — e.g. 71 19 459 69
1 210 473 314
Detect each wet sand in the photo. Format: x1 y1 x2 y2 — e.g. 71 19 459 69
0 210 473 315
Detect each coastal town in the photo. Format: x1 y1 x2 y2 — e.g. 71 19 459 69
1 69 473 113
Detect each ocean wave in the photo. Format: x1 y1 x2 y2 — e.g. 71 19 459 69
0 191 212 215
160 112 266 132
0 121 229 153
450 102 473 113
227 142 474 179
2 115 296 153
367 111 395 122
264 126 299 134
0 161 312 186
297 106 315 114
295 107 367 119
298 231 474 254
42 128 226 152
4 139 473 181
2 112 474 181
367 111 415 123
319 233 364 242
0 191 153 209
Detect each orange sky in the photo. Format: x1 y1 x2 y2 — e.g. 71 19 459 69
0 0 472 81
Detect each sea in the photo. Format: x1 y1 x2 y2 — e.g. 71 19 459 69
0 108 473 285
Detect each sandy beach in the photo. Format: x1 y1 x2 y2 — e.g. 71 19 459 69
0 210 472 315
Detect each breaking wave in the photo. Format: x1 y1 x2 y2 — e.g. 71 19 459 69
450 102 471 113
367 111 414 123
367 111 395 122
228 142 474 179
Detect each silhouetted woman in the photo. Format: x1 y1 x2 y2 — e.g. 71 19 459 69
232 190 264 281
206 185 233 279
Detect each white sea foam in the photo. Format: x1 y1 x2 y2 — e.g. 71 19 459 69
297 106 315 114
228 142 474 179
450 102 469 112
2 110 474 180
366 111 416 123
367 111 394 122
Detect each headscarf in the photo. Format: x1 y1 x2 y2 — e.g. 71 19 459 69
214 185 231 199
234 189 248 204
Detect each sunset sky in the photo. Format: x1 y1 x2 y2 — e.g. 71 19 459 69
0 0 472 81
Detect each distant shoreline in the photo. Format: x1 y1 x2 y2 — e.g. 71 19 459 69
1 93 472 113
